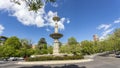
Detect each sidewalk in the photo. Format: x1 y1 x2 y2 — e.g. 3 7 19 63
17 59 93 65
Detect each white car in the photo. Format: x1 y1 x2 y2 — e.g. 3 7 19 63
17 57 24 60
0 60 5 64
8 57 17 61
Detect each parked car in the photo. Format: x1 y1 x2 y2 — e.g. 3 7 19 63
0 60 5 64
115 54 120 58
0 59 5 64
17 57 24 60
115 51 120 58
8 57 17 61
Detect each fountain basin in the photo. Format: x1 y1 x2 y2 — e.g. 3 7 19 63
50 33 63 39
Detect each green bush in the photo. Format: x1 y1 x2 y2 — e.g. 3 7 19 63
26 55 84 61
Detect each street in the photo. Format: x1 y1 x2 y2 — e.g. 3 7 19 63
0 56 120 68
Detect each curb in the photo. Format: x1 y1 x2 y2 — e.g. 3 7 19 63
84 51 111 59
16 59 94 65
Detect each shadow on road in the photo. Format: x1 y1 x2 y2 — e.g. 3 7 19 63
19 64 86 68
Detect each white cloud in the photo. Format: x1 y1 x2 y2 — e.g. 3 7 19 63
114 18 120 24
66 18 70 24
97 24 111 30
0 24 4 34
45 11 68 30
99 28 114 40
97 24 113 40
46 28 50 32
97 18 120 40
51 3 58 7
0 0 69 30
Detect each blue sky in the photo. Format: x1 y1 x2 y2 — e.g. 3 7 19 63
0 0 120 45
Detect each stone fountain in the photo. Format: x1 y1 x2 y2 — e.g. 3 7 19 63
50 16 63 56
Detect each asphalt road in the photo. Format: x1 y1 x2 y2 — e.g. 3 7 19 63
0 56 120 68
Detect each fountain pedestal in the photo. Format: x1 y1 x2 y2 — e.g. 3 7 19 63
53 39 59 55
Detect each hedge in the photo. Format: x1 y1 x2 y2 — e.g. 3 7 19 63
26 55 84 61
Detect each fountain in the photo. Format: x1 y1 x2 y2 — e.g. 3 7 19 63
50 16 63 55
30 16 73 58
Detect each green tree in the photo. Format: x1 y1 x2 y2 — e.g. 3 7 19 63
60 45 70 53
37 38 47 49
47 46 53 54
0 46 4 57
68 37 78 45
19 48 34 57
105 28 120 52
12 0 56 12
60 44 81 55
69 44 81 55
19 39 34 57
80 40 95 55
2 46 16 57
34 48 48 55
34 38 48 55
5 36 22 49
114 28 120 38
20 39 32 48
0 36 8 45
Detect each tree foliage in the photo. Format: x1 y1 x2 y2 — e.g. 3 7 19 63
2 46 16 57
0 36 35 58
20 39 32 48
37 38 47 49
11 0 56 12
80 40 95 55
114 28 120 38
0 36 8 45
60 37 81 55
0 46 4 57
68 37 78 45
47 46 53 54
5 36 22 49
19 48 34 57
